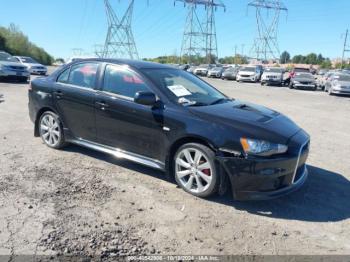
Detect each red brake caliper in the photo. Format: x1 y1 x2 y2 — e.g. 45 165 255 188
202 169 211 176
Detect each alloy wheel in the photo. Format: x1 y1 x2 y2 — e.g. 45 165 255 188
40 114 61 147
175 148 213 194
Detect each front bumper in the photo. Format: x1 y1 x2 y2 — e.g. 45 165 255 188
237 75 256 82
294 83 316 89
331 88 350 95
262 78 282 85
217 130 310 200
30 68 47 75
0 69 30 78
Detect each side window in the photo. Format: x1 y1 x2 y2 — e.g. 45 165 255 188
57 68 70 83
68 63 99 88
102 65 150 99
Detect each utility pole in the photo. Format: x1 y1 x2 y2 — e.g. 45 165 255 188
102 0 139 59
175 0 225 64
341 29 350 69
248 0 287 62
234 45 238 56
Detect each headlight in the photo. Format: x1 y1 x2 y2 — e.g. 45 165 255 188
240 138 288 156
293 81 300 84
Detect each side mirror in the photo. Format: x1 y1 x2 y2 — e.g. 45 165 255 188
134 91 157 106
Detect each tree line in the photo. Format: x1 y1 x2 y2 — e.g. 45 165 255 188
280 51 347 69
0 24 54 65
143 54 248 65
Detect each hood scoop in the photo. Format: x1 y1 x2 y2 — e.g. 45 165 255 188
233 103 279 123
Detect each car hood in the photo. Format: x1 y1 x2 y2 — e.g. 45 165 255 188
335 80 350 86
189 100 301 144
24 63 45 67
239 71 255 75
0 61 26 67
263 72 282 77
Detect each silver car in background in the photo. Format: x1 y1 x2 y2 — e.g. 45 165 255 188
14 56 47 75
221 67 239 80
325 73 350 95
0 51 30 82
261 67 284 86
207 66 224 78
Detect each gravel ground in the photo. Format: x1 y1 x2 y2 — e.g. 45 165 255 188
0 70 349 261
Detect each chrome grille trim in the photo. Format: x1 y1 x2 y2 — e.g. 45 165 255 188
292 140 309 184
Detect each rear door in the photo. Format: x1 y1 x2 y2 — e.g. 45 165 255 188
95 64 164 160
53 62 100 141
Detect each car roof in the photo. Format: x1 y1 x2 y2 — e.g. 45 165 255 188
70 58 174 70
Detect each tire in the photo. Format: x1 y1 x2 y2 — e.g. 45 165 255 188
289 84 294 89
39 111 67 149
174 143 219 198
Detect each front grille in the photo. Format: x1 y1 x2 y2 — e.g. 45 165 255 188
241 75 251 77
10 66 26 71
300 82 311 85
33 66 45 70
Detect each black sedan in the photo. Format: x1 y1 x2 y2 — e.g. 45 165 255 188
290 72 317 91
28 59 310 200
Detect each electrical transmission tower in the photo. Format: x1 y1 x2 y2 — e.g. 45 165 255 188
175 0 225 64
248 0 287 62
102 0 139 59
341 29 350 68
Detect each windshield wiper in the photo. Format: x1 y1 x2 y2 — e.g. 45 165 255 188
210 98 231 105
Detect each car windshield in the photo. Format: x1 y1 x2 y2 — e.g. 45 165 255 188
143 68 229 106
295 73 313 79
265 68 282 73
240 67 255 72
0 52 18 62
20 57 37 63
212 67 222 71
334 74 350 81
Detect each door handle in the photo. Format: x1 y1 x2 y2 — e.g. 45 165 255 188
54 91 64 99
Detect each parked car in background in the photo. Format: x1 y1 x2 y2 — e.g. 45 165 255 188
65 56 98 65
29 58 310 200
207 67 224 78
221 67 239 80
261 67 284 86
187 66 197 74
318 71 334 90
194 64 213 76
0 51 30 82
317 69 328 76
290 72 317 91
236 66 262 82
325 73 350 95
290 67 310 78
14 56 47 75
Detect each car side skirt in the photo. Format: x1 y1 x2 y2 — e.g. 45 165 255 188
69 138 166 171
